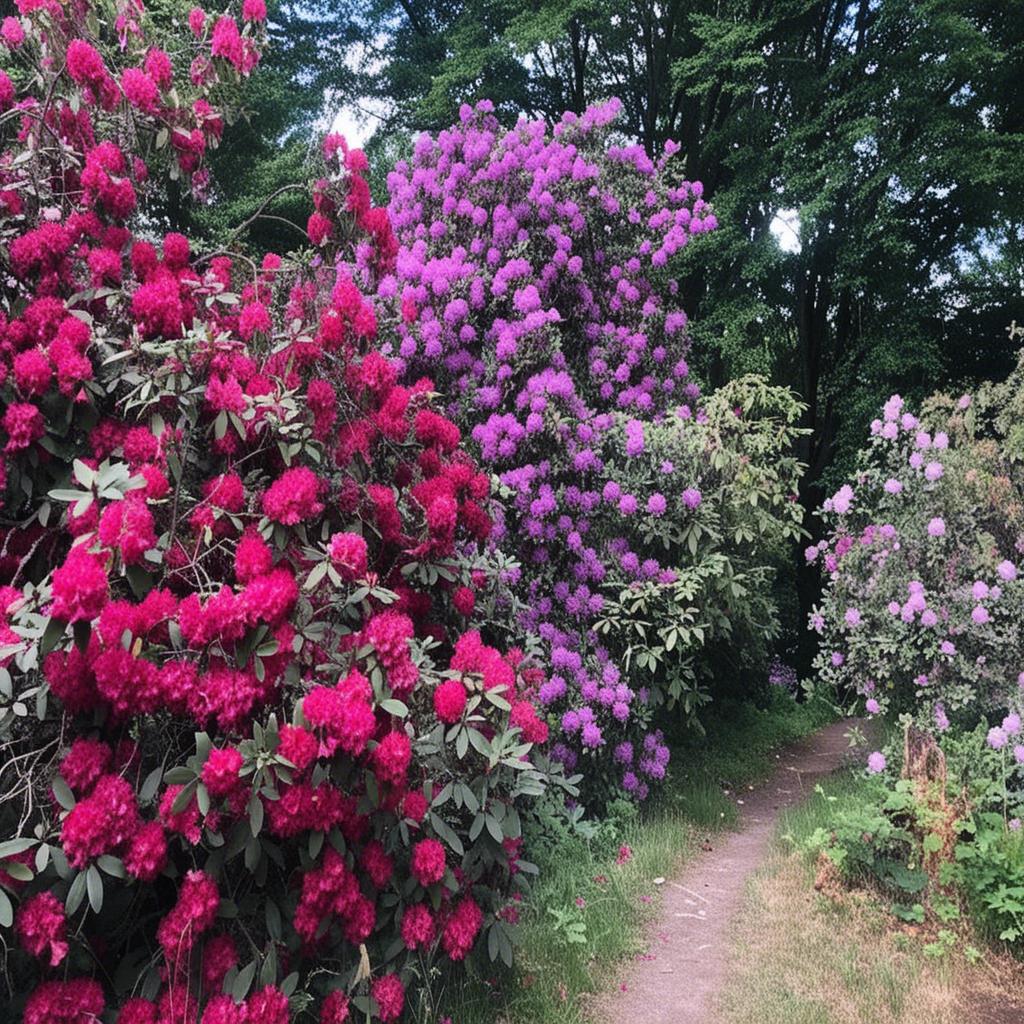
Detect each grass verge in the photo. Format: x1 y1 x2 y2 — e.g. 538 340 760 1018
425 690 836 1024
714 772 1024 1024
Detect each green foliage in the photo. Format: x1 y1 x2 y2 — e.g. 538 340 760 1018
593 376 808 716
951 813 1024 945
805 723 1024 957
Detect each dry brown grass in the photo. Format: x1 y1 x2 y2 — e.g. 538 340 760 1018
715 842 1024 1024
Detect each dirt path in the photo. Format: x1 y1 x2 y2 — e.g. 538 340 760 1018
593 718 869 1024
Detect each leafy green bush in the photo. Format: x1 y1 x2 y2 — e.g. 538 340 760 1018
592 376 807 718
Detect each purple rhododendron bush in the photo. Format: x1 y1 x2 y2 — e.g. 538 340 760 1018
369 101 807 802
0 5 571 1022
809 351 1024 738
805 355 1024 949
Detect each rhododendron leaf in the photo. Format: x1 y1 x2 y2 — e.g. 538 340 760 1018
455 729 469 759
86 865 103 913
429 813 464 856
264 898 283 941
483 690 511 712
72 460 96 488
126 566 154 600
48 489 88 503
195 732 212 760
97 855 125 878
171 779 198 814
260 943 278 986
233 959 258 1001
247 793 264 836
0 890 12 929
50 847 70 881
51 776 76 811
71 620 91 653
0 837 37 858
308 829 324 860
504 808 522 840
1 862 29 889
66 871 87 916
163 766 195 786
39 618 66 659
34 844 50 873
379 699 407 718
468 728 491 758
244 836 262 872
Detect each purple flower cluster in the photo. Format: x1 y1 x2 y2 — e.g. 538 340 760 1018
373 99 719 797
809 387 1024 734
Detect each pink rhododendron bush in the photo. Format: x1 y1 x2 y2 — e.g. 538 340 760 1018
369 101 805 800
808 352 1024 739
806 355 1024 950
0 6 565 1022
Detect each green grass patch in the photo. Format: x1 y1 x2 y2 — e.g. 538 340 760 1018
422 690 837 1024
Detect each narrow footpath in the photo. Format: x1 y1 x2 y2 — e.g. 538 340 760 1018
594 718 867 1024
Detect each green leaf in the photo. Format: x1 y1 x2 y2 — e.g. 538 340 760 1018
429 812 465 857
260 944 278 986
0 889 11 928
303 561 329 591
66 871 87 916
232 959 258 1001
171 779 198 814
4 861 32 882
51 777 76 811
140 766 164 803
265 899 282 940
40 617 67 657
163 766 196 786
97 855 125 878
86 865 103 913
0 838 37 858
248 794 264 836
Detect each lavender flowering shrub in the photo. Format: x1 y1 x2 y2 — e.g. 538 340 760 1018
365 99 805 801
808 351 1024 739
